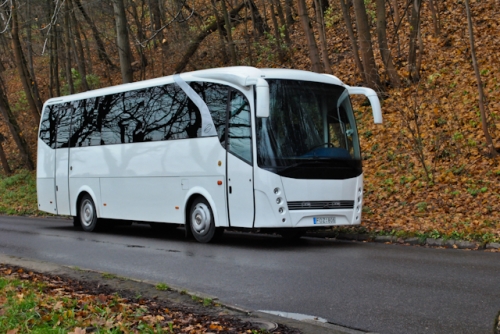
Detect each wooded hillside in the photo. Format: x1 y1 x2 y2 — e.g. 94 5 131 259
0 0 498 241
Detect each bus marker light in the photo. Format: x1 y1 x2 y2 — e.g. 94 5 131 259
175 206 179 210
217 180 223 185
218 161 222 166
103 203 107 206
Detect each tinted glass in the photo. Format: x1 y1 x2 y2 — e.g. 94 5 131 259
70 98 100 147
228 91 252 164
256 79 361 179
39 105 57 149
99 84 197 144
190 82 228 145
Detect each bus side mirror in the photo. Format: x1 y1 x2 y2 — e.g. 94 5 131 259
255 78 270 118
346 86 382 124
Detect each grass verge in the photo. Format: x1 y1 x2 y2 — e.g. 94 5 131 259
0 265 277 334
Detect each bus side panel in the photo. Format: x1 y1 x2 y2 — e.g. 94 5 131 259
36 139 56 214
70 138 226 225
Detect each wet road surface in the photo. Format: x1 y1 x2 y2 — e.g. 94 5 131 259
0 215 498 334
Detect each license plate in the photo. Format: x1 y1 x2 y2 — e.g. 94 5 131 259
313 217 336 225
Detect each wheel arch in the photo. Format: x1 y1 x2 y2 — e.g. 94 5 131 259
183 187 222 227
73 187 101 218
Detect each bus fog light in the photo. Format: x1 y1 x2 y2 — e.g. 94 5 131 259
358 187 362 194
356 216 359 220
278 207 284 214
274 187 280 195
282 218 286 223
276 197 282 204
358 196 361 202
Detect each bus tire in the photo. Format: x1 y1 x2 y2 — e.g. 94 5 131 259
189 197 217 243
77 194 99 232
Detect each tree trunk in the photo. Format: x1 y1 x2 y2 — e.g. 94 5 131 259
390 0 400 25
464 0 498 157
376 0 400 87
274 0 291 47
112 0 134 83
64 2 75 95
313 0 332 74
10 0 41 124
353 0 382 90
428 0 440 36
129 1 149 79
174 2 245 73
284 0 295 25
68 0 89 91
247 0 268 37
0 134 11 175
212 0 229 65
408 0 422 82
297 0 322 73
339 0 365 80
74 0 117 70
0 82 34 171
270 2 285 63
221 0 238 65
25 0 42 104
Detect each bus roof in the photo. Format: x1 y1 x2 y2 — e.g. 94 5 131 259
43 66 346 105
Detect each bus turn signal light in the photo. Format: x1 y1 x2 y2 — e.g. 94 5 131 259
217 180 223 185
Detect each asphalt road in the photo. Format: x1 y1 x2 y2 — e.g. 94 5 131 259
0 215 498 334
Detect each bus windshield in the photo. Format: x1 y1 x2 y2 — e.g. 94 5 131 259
256 79 361 179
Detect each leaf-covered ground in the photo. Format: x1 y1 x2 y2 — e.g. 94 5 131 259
0 264 299 334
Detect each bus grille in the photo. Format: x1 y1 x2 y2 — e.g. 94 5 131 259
287 201 355 210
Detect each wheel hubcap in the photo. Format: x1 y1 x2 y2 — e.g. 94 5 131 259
81 200 94 227
191 203 211 235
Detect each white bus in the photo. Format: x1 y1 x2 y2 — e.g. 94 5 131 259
37 66 382 242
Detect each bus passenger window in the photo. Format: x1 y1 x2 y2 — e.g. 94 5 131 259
228 91 252 164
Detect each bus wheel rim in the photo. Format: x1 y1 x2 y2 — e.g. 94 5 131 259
81 200 94 227
192 203 210 235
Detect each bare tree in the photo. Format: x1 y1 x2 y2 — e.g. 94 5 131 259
0 132 11 174
464 0 498 157
297 0 322 72
339 0 365 80
313 0 332 74
10 0 42 123
353 0 381 90
408 0 422 82
0 81 34 170
376 0 400 87
112 0 134 83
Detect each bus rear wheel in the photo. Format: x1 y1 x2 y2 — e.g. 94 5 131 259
189 197 218 243
77 194 99 232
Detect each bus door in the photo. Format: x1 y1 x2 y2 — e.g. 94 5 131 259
226 90 254 228
54 103 72 215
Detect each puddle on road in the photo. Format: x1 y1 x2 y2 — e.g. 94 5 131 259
258 310 328 323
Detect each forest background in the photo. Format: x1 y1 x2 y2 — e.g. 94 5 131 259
0 0 499 243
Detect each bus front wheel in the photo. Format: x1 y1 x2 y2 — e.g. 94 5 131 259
77 194 99 232
189 197 217 243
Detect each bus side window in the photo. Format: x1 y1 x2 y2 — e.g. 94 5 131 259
191 82 229 146
56 103 72 148
39 105 57 149
227 91 252 164
69 98 100 147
